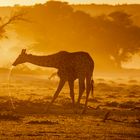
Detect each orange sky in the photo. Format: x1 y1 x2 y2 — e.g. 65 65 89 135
0 0 140 6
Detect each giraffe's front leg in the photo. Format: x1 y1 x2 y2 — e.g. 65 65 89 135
45 78 66 113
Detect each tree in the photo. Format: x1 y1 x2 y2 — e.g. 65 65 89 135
0 12 27 39
14 1 140 71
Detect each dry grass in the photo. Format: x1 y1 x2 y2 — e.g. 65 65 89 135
0 73 140 139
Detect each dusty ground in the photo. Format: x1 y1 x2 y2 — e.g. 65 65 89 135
0 73 140 140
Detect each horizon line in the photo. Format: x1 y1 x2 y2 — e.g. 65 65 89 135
0 3 140 7
0 1 140 7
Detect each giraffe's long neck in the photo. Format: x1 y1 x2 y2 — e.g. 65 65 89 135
26 54 59 68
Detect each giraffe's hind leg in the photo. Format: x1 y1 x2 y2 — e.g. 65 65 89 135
68 79 75 112
82 75 92 114
77 77 85 106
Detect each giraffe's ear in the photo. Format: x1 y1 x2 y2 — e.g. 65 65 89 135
21 49 26 54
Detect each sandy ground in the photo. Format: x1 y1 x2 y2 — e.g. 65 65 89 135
0 73 140 140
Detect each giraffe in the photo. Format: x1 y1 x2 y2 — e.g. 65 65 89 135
12 49 94 113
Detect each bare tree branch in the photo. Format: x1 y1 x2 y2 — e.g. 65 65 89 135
0 11 29 39
0 12 29 30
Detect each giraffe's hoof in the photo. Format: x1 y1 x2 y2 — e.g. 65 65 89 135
73 108 78 114
81 109 87 114
75 103 80 109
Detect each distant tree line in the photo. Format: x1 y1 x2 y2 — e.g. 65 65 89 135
8 1 140 70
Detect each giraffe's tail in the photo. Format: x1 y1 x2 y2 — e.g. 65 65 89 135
91 78 94 98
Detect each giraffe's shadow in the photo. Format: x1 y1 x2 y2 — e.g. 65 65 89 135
0 97 97 116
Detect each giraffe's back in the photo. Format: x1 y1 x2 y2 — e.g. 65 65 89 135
56 51 94 79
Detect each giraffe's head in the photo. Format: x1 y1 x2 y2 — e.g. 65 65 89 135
12 49 27 66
